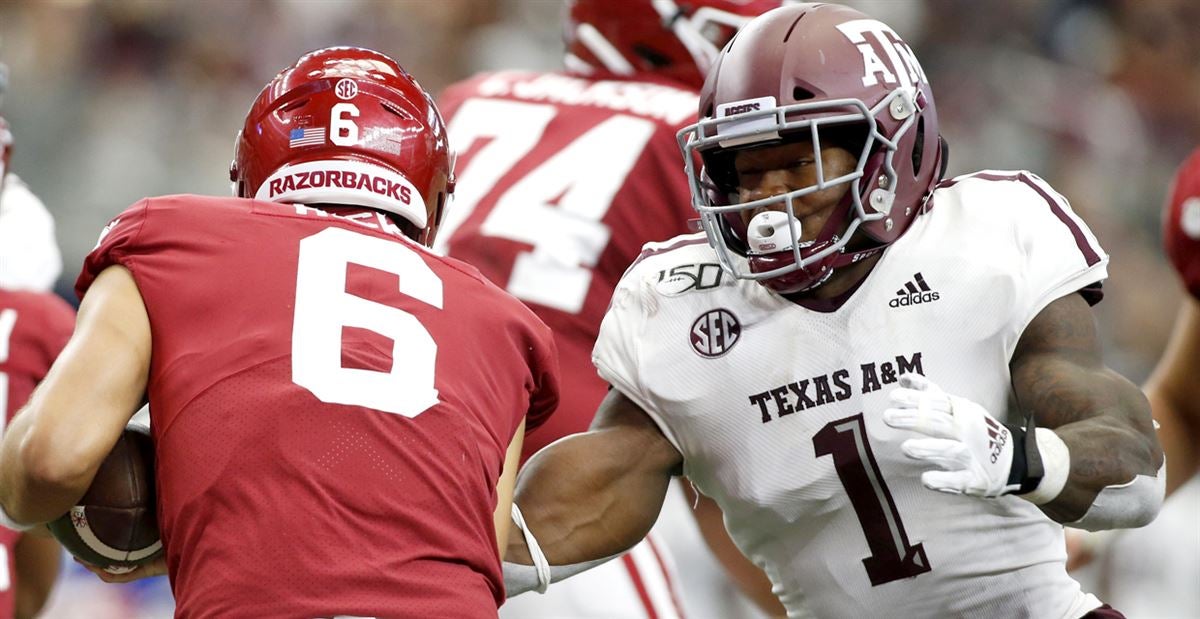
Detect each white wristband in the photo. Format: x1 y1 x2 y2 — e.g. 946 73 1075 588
1021 428 1070 505
511 503 551 593
0 502 35 532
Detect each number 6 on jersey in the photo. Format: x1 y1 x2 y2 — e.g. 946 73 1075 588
292 227 443 417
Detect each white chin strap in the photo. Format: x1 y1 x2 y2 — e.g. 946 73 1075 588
255 160 427 228
573 0 748 78
575 23 635 76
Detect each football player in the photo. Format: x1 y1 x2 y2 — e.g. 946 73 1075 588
0 65 63 293
0 287 71 619
503 4 1163 618
0 71 68 619
435 1 786 616
1150 147 1200 497
0 47 560 618
1066 147 1200 578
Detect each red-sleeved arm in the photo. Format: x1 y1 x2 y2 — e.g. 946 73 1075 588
75 199 152 300
523 319 560 434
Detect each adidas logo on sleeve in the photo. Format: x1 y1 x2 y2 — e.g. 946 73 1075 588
889 272 941 307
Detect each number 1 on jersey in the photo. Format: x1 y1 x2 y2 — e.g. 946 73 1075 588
813 413 931 586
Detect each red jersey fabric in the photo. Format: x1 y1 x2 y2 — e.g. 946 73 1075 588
76 196 559 618
437 71 697 462
0 289 74 618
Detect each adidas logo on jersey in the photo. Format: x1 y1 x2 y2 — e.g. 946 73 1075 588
888 272 940 307
984 417 1008 463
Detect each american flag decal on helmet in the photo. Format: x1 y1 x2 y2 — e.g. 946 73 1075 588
289 127 326 148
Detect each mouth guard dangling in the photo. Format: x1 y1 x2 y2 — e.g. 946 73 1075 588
746 210 803 255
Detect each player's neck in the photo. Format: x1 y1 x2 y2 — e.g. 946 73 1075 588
790 252 883 302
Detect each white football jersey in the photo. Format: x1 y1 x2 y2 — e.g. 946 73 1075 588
0 174 62 292
594 171 1109 619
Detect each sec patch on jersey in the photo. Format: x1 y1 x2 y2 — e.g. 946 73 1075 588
46 426 163 573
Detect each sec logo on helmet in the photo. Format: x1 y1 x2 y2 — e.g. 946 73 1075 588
335 78 359 101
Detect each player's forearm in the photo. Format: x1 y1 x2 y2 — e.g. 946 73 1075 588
1141 298 1200 496
1019 368 1163 528
0 405 90 524
507 431 671 566
1144 385 1199 497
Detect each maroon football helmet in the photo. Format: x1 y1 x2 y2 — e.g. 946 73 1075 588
677 3 944 294
230 47 454 247
564 0 787 89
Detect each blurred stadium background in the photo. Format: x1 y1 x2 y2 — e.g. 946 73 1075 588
0 0 1196 617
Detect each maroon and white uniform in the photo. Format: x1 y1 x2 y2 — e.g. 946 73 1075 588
76 195 559 618
0 289 74 618
434 70 697 619
594 172 1110 618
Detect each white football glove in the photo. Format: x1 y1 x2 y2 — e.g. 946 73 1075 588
883 374 1032 498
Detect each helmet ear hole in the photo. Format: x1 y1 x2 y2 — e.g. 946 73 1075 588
937 135 950 181
791 86 815 101
911 116 925 179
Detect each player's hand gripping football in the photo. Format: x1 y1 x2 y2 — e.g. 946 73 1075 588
883 374 1023 498
75 555 168 584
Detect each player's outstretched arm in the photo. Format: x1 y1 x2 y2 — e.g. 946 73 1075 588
504 388 681 594
1010 292 1164 528
1142 297 1200 497
0 265 150 526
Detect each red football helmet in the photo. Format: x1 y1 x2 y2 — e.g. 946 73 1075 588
1164 148 1200 299
677 3 944 294
564 0 787 90
230 47 454 246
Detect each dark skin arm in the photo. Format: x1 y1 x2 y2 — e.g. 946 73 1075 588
1010 293 1164 524
506 388 681 565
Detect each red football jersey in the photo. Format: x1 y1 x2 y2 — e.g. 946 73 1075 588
436 71 698 461
0 289 74 618
1165 148 1200 299
76 196 559 618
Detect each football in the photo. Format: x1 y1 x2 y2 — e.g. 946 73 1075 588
46 425 163 574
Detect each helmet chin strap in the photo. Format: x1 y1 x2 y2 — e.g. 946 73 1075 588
575 23 636 75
